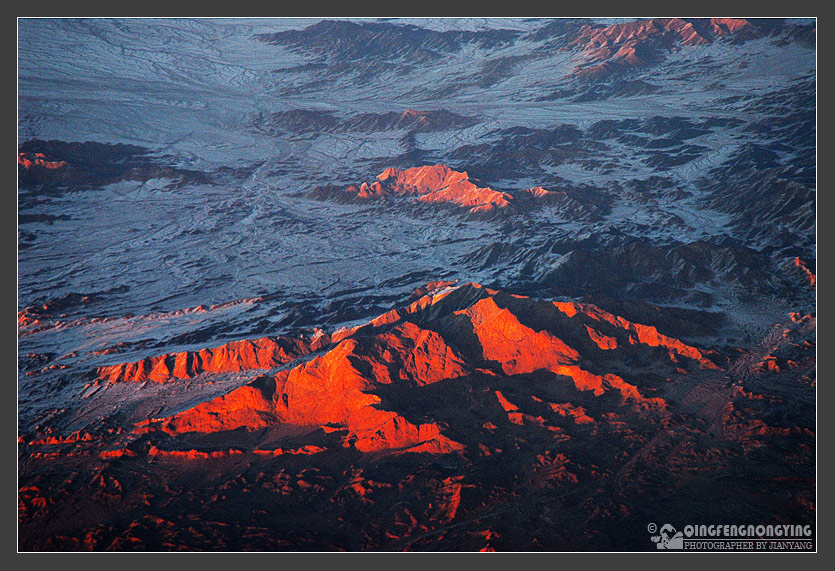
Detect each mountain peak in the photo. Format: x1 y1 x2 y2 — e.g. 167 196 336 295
102 282 727 455
572 17 755 75
311 164 580 216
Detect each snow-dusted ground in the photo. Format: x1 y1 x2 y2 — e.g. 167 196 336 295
17 18 816 431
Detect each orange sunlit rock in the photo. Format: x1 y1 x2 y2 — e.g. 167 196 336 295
531 452 579 488
367 321 469 386
794 257 816 288
148 446 243 460
99 449 137 459
457 296 580 375
553 300 719 369
572 18 752 74
318 166 573 215
433 477 464 523
495 390 518 412
253 445 326 456
710 18 751 34
18 152 67 170
546 402 595 424
28 430 93 446
97 336 311 383
585 325 618 350
452 296 664 404
116 282 725 457
377 164 469 194
144 323 467 454
378 164 512 213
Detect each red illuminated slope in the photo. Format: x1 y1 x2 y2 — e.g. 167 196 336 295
140 321 468 453
18 152 67 170
115 282 722 453
794 257 816 289
572 18 753 75
97 335 315 383
316 165 571 215
377 165 512 213
21 283 816 551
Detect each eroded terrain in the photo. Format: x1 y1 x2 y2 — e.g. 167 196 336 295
18 18 815 551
